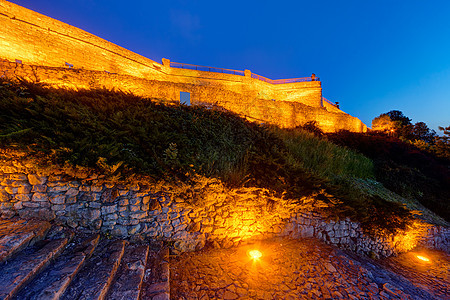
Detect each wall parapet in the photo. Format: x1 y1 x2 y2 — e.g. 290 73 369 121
169 60 317 85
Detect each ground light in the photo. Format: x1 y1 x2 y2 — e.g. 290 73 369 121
248 249 262 261
416 255 430 262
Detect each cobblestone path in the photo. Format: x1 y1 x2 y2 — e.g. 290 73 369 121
170 238 449 299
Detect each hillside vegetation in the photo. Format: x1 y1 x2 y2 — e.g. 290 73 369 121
0 80 428 234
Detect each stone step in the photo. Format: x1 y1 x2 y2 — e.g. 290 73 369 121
0 218 51 263
106 244 149 300
13 234 100 300
140 246 170 300
0 237 70 300
61 239 126 300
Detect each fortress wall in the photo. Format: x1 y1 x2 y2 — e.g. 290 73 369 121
0 60 367 132
0 0 164 79
163 67 323 107
0 1 323 107
323 100 343 113
0 0 367 132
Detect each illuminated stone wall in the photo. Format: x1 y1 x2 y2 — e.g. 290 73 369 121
0 60 367 133
0 1 367 132
0 0 163 79
0 150 447 256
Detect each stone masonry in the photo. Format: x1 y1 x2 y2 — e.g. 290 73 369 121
0 150 448 257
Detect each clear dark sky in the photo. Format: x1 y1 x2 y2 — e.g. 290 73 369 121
10 0 450 132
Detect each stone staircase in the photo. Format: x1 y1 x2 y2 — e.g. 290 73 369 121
0 218 169 300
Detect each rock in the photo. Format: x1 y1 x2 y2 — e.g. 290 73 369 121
4 187 18 194
119 198 129 206
10 173 28 181
130 211 147 219
324 262 337 273
128 224 141 235
49 194 65 204
101 188 119 203
0 190 10 201
111 225 128 236
130 205 140 212
223 291 238 299
27 174 47 185
101 205 117 215
148 199 162 211
17 183 32 194
65 188 79 197
15 193 31 202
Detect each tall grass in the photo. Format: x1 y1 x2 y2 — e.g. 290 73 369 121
0 80 417 234
271 127 375 181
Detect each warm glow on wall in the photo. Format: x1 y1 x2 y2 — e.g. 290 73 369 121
392 221 429 253
248 249 263 261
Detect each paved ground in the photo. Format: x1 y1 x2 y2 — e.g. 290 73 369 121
170 238 449 300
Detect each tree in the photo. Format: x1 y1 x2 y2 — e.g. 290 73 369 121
386 110 412 126
433 126 450 160
411 122 437 144
372 111 436 145
371 114 396 132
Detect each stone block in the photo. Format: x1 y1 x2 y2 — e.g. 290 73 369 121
31 184 47 193
48 185 70 193
0 189 10 201
10 173 28 181
49 194 65 204
174 223 188 232
172 218 181 227
65 196 77 204
0 202 13 209
104 213 118 221
149 199 162 211
65 188 79 197
129 197 141 205
51 204 66 211
128 224 142 235
101 188 119 203
111 225 128 236
87 209 101 219
79 185 91 192
118 198 129 206
5 186 18 194
130 211 147 219
28 174 47 185
130 205 140 212
17 183 32 194
31 193 48 202
89 202 102 208
14 193 31 202
101 205 117 215
13 201 23 210
91 185 103 192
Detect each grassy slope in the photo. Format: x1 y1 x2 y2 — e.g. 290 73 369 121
0 80 429 234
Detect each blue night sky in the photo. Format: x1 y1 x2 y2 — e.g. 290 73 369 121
11 0 450 132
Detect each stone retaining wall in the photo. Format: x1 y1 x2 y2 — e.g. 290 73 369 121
0 150 447 256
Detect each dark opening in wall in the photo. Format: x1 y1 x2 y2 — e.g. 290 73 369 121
180 92 191 106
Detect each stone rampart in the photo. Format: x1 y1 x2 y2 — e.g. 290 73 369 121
0 150 447 256
0 1 367 132
0 60 366 132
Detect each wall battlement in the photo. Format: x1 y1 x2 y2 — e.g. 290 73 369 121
0 0 367 132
